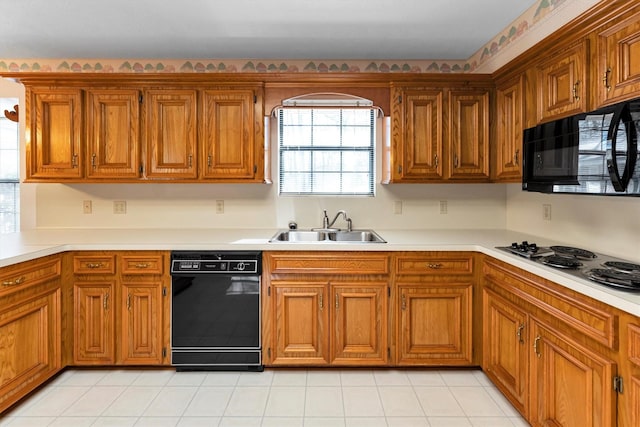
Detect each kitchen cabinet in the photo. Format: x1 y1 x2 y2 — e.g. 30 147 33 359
27 88 83 179
597 10 640 106
448 89 490 180
263 252 390 366
389 86 444 181
0 255 62 413
387 83 490 183
482 256 620 425
86 89 141 179
530 319 616 427
201 89 263 181
482 288 528 417
145 89 198 179
536 39 589 122
494 75 524 181
393 252 474 365
72 252 166 365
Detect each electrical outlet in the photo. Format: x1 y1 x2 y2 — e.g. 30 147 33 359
82 200 92 214
393 200 403 214
113 201 127 214
439 200 448 214
215 200 224 214
543 204 552 221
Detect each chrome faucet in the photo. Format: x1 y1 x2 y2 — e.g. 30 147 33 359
322 210 352 231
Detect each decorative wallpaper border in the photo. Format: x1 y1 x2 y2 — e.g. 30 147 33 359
0 0 571 75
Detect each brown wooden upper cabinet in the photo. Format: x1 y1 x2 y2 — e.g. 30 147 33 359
24 82 265 183
388 84 489 183
145 89 198 179
27 88 83 179
536 39 589 123
86 90 141 179
200 89 261 181
597 10 640 106
494 75 524 182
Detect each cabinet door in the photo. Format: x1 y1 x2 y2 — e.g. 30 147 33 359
271 282 330 365
495 75 524 181
391 88 444 181
482 289 528 417
201 89 259 180
397 282 472 365
86 90 141 179
0 289 61 413
74 282 116 364
530 320 616 427
145 90 197 179
331 282 388 365
598 11 640 105
120 282 163 365
28 88 82 179
448 90 489 180
537 40 588 122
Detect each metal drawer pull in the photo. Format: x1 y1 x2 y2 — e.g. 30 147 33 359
401 294 407 310
319 294 323 310
134 263 150 269
86 263 103 269
514 149 519 166
603 68 611 92
104 292 109 309
2 276 26 286
335 293 339 309
533 335 542 358
572 81 580 101
427 263 443 269
127 293 131 310
516 323 525 344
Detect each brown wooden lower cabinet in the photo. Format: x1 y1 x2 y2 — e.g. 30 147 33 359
74 282 116 363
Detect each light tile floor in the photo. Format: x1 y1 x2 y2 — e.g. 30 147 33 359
0 368 530 426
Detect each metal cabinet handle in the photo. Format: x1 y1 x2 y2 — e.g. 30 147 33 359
2 276 25 286
72 154 78 168
397 165 402 174
427 263 442 269
134 263 149 269
434 154 438 167
572 81 580 101
335 293 339 309
514 149 520 166
86 263 103 269
103 292 109 309
401 294 407 311
208 155 212 167
603 68 612 92
188 154 193 168
319 294 323 310
533 335 542 358
127 293 131 311
91 153 97 169
516 323 525 344
454 154 459 168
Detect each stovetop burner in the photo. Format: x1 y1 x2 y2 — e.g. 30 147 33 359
603 261 640 273
587 268 640 291
541 255 584 269
550 246 597 260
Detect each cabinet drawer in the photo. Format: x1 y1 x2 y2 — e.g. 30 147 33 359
629 324 640 367
73 255 116 274
121 255 164 274
267 253 389 275
394 253 473 275
0 257 61 296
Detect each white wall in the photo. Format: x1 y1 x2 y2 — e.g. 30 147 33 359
505 184 640 262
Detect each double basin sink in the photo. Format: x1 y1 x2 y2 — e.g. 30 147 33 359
270 229 386 243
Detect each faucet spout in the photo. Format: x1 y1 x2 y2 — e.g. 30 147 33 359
326 210 352 231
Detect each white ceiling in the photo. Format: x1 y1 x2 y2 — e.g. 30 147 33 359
0 0 536 60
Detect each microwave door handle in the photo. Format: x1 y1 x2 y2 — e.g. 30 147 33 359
606 104 636 192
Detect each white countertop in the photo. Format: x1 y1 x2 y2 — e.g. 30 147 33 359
2 227 639 317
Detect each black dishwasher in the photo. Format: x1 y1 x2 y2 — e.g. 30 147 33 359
170 251 262 371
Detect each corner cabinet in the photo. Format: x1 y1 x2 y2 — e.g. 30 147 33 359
388 83 490 183
27 88 83 179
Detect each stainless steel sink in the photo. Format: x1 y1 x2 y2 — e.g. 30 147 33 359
269 229 386 243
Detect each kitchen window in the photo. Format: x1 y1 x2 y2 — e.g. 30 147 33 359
277 95 376 196
0 98 19 233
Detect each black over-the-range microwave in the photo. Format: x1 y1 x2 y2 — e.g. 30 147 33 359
522 98 640 196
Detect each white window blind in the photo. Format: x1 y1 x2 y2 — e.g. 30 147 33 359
278 108 375 196
0 98 19 233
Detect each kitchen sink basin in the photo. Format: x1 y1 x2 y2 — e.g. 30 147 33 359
269 229 386 243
